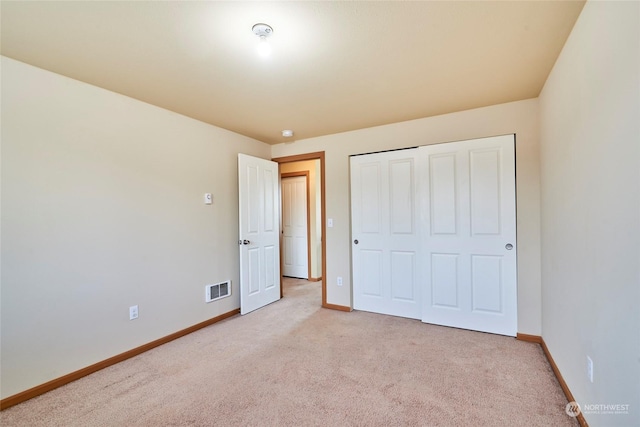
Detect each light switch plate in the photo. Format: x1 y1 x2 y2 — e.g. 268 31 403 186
204 193 212 205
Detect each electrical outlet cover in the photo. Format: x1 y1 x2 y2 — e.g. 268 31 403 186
129 305 139 320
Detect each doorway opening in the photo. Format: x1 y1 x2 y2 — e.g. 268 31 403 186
272 152 327 307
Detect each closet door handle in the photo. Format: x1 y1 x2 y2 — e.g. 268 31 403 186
354 239 359 245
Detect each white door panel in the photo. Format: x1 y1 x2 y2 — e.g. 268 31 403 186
351 149 421 320
361 249 383 297
391 251 416 300
429 153 458 235
470 149 502 235
420 135 517 336
430 253 460 308
238 154 280 315
282 176 309 279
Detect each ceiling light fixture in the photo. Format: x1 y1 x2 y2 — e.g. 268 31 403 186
282 130 294 138
252 23 273 58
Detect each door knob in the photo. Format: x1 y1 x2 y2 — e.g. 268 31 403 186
238 240 251 245
354 239 359 245
505 243 513 250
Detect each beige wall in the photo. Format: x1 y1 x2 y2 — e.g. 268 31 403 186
539 1 639 426
272 98 542 335
280 160 322 279
0 57 271 399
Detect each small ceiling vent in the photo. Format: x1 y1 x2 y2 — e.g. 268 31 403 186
205 281 231 303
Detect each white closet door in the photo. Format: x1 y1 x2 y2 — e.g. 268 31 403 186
351 149 421 319
419 135 517 336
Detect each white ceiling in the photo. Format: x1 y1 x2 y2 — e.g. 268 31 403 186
0 1 585 144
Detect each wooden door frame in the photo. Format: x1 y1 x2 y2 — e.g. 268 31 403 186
272 152 328 308
281 171 312 281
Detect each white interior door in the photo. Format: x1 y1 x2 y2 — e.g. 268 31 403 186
351 149 421 319
282 176 309 279
419 135 517 336
238 154 280 315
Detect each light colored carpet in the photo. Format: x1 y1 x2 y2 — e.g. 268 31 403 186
1 278 577 426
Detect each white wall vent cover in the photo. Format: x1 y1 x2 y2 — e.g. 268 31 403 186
205 281 231 303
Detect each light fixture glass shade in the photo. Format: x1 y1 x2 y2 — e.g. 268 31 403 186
257 37 271 58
